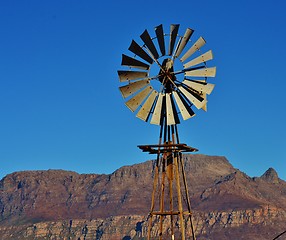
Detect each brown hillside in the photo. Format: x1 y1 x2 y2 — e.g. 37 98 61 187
0 154 285 239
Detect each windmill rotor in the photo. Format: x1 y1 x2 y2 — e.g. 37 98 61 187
118 24 216 126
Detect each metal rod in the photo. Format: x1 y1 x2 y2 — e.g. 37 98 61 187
175 124 196 240
163 116 167 143
159 117 168 239
167 127 175 238
169 126 176 238
168 168 174 238
179 152 196 240
174 124 180 144
172 125 185 240
174 153 185 240
159 156 166 240
148 123 164 240
171 36 182 61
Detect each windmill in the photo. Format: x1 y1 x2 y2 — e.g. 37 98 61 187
118 24 216 240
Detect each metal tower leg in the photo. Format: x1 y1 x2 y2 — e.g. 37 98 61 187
141 124 197 240
179 152 196 240
148 124 163 240
174 153 185 239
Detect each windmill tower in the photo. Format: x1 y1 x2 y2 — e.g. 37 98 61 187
118 24 216 240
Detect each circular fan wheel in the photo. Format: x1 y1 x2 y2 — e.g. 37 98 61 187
118 24 216 126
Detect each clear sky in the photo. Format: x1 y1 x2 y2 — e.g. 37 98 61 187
0 0 286 181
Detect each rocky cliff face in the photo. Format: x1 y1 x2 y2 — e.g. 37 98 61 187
0 154 285 239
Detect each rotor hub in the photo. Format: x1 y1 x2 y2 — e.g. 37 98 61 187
158 58 176 93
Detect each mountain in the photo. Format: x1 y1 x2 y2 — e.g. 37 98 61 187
0 154 285 239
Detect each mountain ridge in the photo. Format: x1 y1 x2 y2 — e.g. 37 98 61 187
0 154 285 239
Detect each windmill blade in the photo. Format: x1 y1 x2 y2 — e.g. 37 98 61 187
183 50 213 68
128 40 154 64
185 67 216 77
202 93 207 111
182 79 215 95
140 29 159 59
150 93 164 125
125 85 153 112
170 93 180 124
118 70 148 82
174 28 194 58
119 80 150 98
180 37 206 62
173 91 195 120
136 90 158 121
166 93 176 125
121 54 150 70
178 86 206 109
169 24 179 56
155 24 166 56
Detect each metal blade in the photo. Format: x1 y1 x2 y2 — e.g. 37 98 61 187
178 86 206 109
117 70 148 82
150 93 164 125
125 85 153 112
155 24 166 56
166 93 176 125
140 29 159 59
119 80 150 98
183 50 213 68
121 54 150 70
174 28 194 58
128 40 154 64
185 67 216 77
202 93 207 111
180 37 206 62
136 90 158 121
169 24 179 56
170 93 180 124
182 79 215 95
173 91 195 120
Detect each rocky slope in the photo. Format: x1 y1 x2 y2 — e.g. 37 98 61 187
0 154 285 239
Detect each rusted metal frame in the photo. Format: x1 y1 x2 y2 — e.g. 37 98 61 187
170 125 178 238
147 160 159 240
159 154 166 240
138 144 198 153
174 124 180 144
171 124 185 239
167 163 174 238
147 121 197 239
174 151 185 239
157 117 168 240
151 211 179 215
151 211 192 216
179 152 196 240
148 123 164 240
166 125 174 238
175 125 196 240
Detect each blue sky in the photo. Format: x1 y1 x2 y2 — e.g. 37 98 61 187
0 0 286 180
